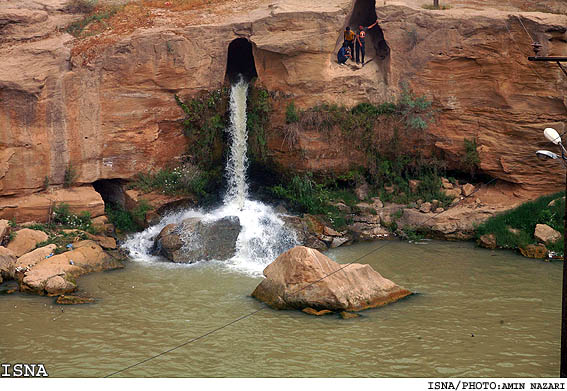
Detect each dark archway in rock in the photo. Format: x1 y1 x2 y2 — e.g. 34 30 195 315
92 179 126 207
347 0 390 61
226 38 258 83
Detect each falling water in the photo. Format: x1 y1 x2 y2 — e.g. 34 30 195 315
123 76 297 275
224 79 249 209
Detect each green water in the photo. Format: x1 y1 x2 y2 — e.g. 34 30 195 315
0 240 561 377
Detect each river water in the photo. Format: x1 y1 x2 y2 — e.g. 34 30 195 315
0 240 561 377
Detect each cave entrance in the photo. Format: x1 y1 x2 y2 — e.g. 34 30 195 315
92 179 126 207
226 38 258 84
346 0 390 61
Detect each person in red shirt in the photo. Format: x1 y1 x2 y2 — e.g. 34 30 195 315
355 20 378 65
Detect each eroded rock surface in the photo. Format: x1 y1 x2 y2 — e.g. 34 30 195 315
252 246 412 311
19 240 122 295
6 228 48 257
154 216 241 263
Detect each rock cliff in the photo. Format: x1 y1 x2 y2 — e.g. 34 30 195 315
1 0 566 219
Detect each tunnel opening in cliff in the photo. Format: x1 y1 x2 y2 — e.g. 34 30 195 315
226 38 258 83
347 0 390 61
92 179 126 207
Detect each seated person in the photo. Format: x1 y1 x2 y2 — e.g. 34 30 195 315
337 43 352 65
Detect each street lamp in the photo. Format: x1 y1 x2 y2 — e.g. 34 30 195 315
535 127 567 377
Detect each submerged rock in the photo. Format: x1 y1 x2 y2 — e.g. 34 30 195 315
155 216 241 263
252 246 412 312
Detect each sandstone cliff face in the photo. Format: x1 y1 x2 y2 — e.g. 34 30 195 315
1 0 566 219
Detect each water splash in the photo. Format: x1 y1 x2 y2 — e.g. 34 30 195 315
123 76 298 276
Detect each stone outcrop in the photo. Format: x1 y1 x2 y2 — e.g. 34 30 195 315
534 224 562 244
0 186 105 223
15 244 57 271
251 246 412 311
19 240 122 295
6 228 48 257
154 216 241 263
1 0 567 220
0 246 17 281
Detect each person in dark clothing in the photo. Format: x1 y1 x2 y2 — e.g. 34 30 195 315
343 26 355 63
337 42 352 65
355 20 378 65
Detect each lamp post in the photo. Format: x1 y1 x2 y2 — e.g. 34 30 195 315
535 127 567 377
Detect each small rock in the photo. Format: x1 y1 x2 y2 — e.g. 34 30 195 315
507 227 521 236
355 202 376 214
478 233 497 249
371 197 383 209
332 202 351 214
548 197 565 207
7 229 48 257
409 179 420 194
340 311 360 319
444 188 462 198
462 183 476 197
534 224 562 244
354 182 369 201
419 202 432 213
0 220 10 244
384 185 394 194
323 226 341 237
330 237 349 248
519 244 548 259
434 207 444 213
441 177 453 189
416 199 423 207
45 276 76 296
431 200 439 209
56 295 96 305
302 307 333 316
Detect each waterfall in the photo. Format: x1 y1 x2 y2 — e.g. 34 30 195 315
223 79 249 209
123 76 298 275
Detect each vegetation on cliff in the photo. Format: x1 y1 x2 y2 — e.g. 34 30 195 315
475 192 565 254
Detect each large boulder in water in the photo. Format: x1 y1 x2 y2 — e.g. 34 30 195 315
252 246 412 312
155 216 241 263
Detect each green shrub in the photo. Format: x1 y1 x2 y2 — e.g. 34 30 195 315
63 163 76 188
65 4 120 37
271 173 330 214
105 203 140 233
52 203 92 231
462 138 480 175
285 102 299 124
476 192 565 252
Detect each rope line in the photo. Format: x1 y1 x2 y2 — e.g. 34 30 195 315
104 176 499 377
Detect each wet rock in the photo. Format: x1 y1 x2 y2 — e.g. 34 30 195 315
302 307 333 316
477 234 497 249
462 183 476 197
44 276 76 296
20 240 123 295
6 228 48 257
520 244 548 259
0 220 10 244
419 202 432 213
330 237 349 248
155 216 241 263
56 294 96 305
252 246 412 311
340 311 360 319
534 224 561 244
0 246 17 280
